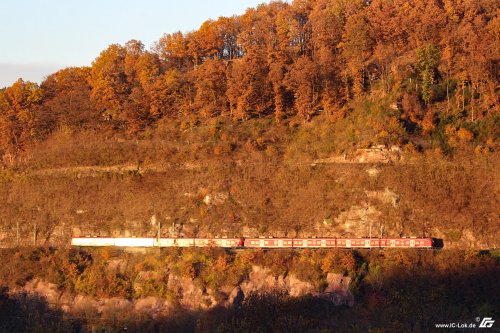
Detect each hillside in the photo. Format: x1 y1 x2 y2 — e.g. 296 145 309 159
0 0 499 249
0 117 498 249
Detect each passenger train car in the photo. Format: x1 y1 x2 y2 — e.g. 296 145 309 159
72 237 435 248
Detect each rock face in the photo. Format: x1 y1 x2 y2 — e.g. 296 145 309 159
23 280 61 305
354 146 402 164
14 266 354 320
226 286 245 307
312 145 402 165
203 192 229 207
334 204 382 236
365 188 400 207
323 273 355 306
134 296 169 317
167 275 217 310
432 227 493 249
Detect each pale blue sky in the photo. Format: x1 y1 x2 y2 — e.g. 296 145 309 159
0 0 270 87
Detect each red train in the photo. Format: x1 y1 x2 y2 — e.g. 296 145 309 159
243 238 434 248
72 237 436 248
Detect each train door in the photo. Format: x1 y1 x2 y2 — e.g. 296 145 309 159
278 239 283 247
260 239 265 247
346 239 351 247
410 239 415 247
390 240 396 247
321 239 326 247
365 240 370 248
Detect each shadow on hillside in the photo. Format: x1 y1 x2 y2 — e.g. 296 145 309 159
1 261 498 333
0 287 82 333
97 260 500 333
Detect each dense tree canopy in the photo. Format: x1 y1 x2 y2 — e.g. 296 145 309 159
0 0 498 160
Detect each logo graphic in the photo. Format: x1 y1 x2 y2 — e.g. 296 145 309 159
479 317 495 328
435 317 494 329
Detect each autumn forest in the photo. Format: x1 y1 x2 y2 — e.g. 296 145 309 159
1 0 498 158
0 0 499 332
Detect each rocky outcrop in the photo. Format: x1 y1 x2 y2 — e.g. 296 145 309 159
167 275 217 310
432 227 495 249
14 266 354 321
365 188 400 207
334 204 382 236
312 145 403 165
323 273 354 306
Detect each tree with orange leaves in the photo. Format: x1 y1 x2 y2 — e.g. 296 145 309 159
191 58 228 118
341 10 372 98
0 79 43 155
227 47 273 120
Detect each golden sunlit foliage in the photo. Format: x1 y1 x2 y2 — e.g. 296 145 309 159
0 0 497 160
